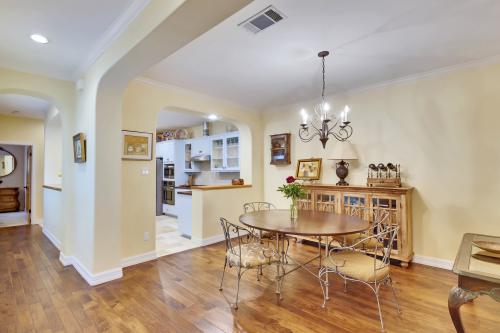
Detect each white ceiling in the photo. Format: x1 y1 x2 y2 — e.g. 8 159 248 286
145 0 500 109
0 94 51 119
157 108 210 130
0 0 144 80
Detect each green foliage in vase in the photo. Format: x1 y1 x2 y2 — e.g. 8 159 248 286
277 176 306 200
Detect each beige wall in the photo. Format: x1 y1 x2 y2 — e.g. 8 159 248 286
121 79 263 259
0 115 44 222
44 106 62 185
262 62 500 262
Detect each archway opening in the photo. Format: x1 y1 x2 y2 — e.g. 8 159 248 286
154 107 242 257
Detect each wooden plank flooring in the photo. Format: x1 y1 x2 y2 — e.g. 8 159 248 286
1 225 499 332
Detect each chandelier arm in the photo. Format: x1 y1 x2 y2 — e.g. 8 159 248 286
298 128 320 142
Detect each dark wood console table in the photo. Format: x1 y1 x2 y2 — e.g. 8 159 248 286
0 187 20 212
448 233 500 332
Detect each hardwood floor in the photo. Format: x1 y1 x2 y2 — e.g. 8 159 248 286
1 225 499 332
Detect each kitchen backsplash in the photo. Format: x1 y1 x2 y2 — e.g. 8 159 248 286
192 162 239 185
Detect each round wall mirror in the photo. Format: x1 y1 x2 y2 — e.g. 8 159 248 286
0 147 17 177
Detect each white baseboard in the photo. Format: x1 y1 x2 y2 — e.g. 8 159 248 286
192 234 225 246
59 252 123 286
412 255 453 270
121 251 157 268
32 218 43 225
42 227 61 250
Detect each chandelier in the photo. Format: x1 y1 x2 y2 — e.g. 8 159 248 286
299 51 353 148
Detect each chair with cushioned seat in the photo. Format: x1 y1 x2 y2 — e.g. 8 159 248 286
218 217 280 309
319 224 401 332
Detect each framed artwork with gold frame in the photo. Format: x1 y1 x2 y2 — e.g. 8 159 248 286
73 133 86 163
296 158 322 180
121 130 153 160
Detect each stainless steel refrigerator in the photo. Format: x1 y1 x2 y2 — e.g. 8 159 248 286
156 157 163 216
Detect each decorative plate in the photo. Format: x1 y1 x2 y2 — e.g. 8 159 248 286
175 128 189 139
473 241 500 254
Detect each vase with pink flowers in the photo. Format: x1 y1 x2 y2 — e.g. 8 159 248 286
277 176 306 219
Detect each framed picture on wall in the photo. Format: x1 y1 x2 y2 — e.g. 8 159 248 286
73 133 86 163
296 158 322 180
121 130 153 160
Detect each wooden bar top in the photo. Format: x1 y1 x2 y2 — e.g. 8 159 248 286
190 184 252 190
43 184 62 192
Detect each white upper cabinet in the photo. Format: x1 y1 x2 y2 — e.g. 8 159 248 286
211 131 239 172
191 137 210 156
156 141 175 163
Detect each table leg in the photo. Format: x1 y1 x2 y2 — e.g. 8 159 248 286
275 233 280 297
324 236 330 301
448 286 479 333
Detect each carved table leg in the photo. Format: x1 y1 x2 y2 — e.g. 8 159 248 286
448 286 479 333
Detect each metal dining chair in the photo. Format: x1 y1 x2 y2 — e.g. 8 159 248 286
319 223 401 332
243 202 296 262
218 217 280 309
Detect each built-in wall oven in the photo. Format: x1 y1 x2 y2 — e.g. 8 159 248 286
163 180 175 205
164 163 174 179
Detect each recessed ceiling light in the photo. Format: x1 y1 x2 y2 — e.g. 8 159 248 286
30 34 49 44
208 114 218 121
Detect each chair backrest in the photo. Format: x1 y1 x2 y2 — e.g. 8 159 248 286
373 224 399 272
219 217 252 256
243 201 276 213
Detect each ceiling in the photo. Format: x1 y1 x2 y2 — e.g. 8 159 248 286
0 94 51 119
0 0 143 80
157 108 211 130
145 0 500 109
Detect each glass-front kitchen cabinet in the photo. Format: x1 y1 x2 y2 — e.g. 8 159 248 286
211 132 240 172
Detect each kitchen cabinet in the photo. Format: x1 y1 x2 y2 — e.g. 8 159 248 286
176 189 192 237
183 140 199 172
191 137 210 156
156 141 174 163
211 132 240 172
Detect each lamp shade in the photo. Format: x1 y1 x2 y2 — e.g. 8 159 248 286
329 142 358 160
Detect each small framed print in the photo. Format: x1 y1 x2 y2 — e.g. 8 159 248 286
296 158 322 181
73 133 86 163
121 130 153 161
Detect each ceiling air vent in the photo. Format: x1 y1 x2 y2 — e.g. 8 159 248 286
239 6 286 34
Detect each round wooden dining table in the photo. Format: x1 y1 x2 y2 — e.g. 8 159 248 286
239 209 369 302
239 209 369 237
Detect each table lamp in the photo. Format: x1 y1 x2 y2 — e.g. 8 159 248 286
328 142 358 186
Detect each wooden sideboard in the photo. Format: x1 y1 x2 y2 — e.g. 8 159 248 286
0 187 20 213
297 184 414 267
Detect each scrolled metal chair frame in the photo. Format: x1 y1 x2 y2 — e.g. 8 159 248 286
218 217 279 309
243 201 296 263
320 222 401 332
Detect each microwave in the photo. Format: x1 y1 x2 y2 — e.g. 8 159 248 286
164 163 174 179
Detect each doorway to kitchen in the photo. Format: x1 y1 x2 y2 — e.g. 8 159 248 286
0 144 32 227
155 107 240 257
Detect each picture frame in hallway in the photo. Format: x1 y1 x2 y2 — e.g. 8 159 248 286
121 130 153 160
72 133 86 163
296 158 322 180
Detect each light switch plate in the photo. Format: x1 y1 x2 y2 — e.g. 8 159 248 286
141 167 149 175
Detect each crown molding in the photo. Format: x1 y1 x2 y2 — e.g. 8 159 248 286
71 0 151 81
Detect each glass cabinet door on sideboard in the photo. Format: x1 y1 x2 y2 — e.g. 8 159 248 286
297 185 413 267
